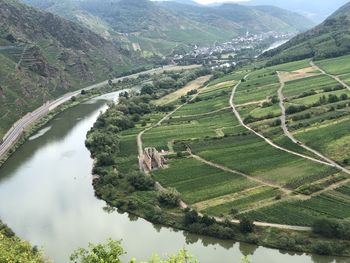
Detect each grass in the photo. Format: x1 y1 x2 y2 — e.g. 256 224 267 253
190 133 337 189
203 186 281 216
172 95 230 117
152 157 257 204
294 117 350 163
283 75 338 98
154 75 211 106
143 111 239 150
316 55 350 75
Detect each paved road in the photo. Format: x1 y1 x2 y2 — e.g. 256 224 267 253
277 72 350 176
0 64 200 161
229 75 334 167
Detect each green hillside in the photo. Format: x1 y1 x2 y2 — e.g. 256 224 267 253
0 0 140 137
22 0 314 57
263 1 350 65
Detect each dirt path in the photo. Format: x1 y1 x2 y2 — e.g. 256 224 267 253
277 72 350 176
311 61 350 91
137 80 207 171
229 75 335 167
174 106 230 119
190 153 293 195
154 75 211 106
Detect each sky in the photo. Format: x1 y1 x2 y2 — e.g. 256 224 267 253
193 0 246 3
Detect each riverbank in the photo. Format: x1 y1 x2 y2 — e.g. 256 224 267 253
0 64 201 168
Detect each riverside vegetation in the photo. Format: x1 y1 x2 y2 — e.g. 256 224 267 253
86 54 350 257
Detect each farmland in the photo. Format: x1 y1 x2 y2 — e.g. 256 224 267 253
135 54 350 227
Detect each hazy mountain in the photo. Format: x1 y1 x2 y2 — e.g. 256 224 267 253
0 0 137 135
245 0 348 23
262 1 350 65
160 2 314 33
22 0 314 56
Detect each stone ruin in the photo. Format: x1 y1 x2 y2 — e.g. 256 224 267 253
141 147 165 172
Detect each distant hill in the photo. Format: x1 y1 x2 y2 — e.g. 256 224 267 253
262 1 350 65
244 0 348 23
160 2 314 33
0 0 138 136
22 0 314 56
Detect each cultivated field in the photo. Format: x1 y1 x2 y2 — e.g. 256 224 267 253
138 55 350 226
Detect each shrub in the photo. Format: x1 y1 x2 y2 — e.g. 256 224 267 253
240 217 254 233
127 172 155 191
312 242 332 255
184 209 200 226
157 188 181 207
312 218 350 240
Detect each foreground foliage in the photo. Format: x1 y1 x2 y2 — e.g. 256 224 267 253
0 221 47 263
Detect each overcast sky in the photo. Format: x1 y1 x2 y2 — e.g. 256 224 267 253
194 0 246 3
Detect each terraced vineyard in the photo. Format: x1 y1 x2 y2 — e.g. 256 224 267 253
139 54 350 227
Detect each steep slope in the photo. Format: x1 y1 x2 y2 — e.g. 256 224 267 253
0 0 137 137
160 2 313 33
22 0 314 56
262 1 350 65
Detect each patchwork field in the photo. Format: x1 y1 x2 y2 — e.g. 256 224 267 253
138 55 350 226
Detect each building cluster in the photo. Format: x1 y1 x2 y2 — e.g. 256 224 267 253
173 31 295 66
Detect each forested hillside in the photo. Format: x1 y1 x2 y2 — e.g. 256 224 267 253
0 0 139 137
262 1 350 65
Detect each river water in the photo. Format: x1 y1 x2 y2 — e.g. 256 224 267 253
0 91 346 263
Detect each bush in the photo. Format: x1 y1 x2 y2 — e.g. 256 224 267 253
312 218 350 240
240 217 254 233
127 172 155 191
184 209 200 226
312 242 333 255
157 188 180 207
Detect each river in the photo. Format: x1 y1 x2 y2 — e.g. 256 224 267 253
0 91 346 263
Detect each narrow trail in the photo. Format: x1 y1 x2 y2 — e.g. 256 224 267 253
173 106 231 119
190 153 293 195
311 61 350 91
277 71 350 176
229 75 335 167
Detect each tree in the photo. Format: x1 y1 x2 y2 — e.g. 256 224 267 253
157 188 180 207
70 240 199 263
240 217 254 233
70 239 125 263
141 83 155 95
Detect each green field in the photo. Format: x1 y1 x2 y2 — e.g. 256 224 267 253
153 158 257 205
